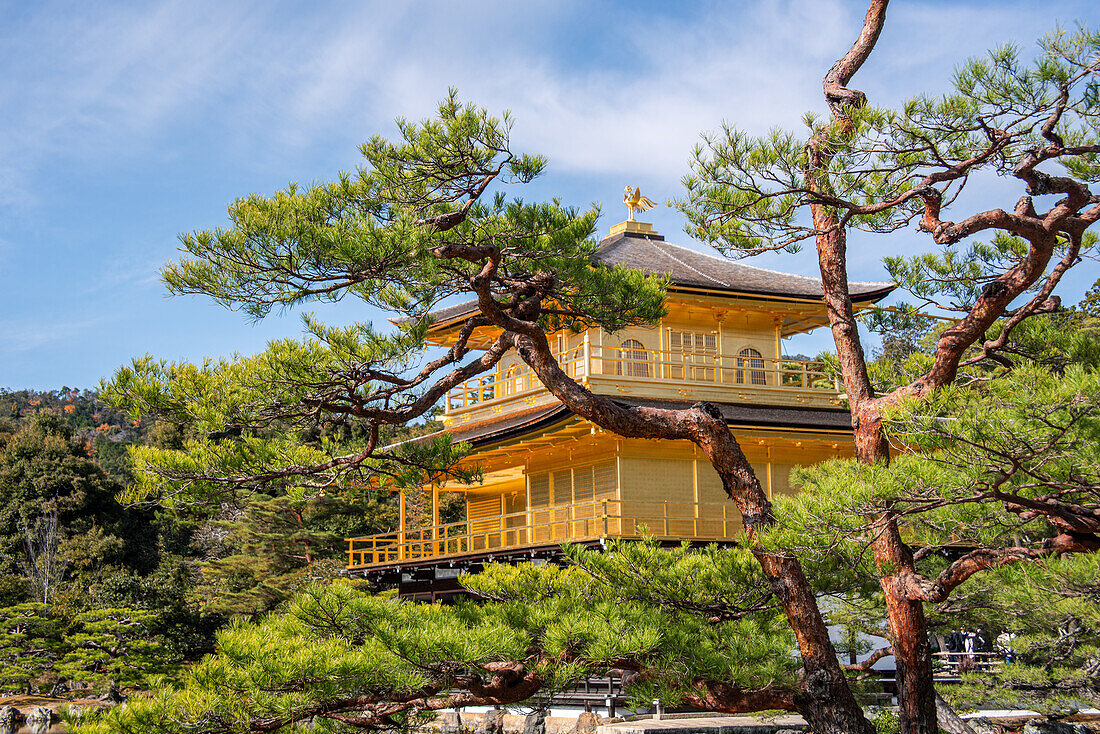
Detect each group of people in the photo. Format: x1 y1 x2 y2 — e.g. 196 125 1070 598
946 628 990 656
936 628 998 672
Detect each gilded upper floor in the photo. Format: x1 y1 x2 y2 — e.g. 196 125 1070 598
415 223 893 427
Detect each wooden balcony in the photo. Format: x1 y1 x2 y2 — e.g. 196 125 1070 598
346 499 744 570
444 345 842 423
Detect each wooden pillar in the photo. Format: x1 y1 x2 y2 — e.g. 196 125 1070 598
773 319 782 387
525 471 532 546
716 312 725 383
692 457 700 537
432 484 440 555
658 317 665 379
582 329 591 382
774 321 783 389
398 490 406 560
615 442 624 536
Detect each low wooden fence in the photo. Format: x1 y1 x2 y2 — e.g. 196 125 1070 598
347 499 743 569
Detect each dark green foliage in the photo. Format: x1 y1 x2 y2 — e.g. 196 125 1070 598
0 385 407 691
73 540 797 734
192 488 395 617
0 412 129 598
1077 277 1100 319
91 560 225 662
768 309 1100 710
935 555 1100 714
0 603 63 693
467 540 797 705
776 363 1100 554
57 607 176 692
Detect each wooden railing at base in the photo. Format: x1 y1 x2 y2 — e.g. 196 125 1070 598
347 499 743 569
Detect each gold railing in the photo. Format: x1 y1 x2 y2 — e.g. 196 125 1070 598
446 347 586 412
443 344 837 415
347 499 743 569
587 345 835 389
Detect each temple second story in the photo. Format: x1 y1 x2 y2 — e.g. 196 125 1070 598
434 219 893 426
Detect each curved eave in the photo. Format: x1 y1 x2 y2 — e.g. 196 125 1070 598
402 281 895 340
390 399 854 455
665 282 896 306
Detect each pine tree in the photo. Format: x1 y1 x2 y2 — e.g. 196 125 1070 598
0 603 62 694
58 607 175 694
71 541 801 734
677 7 1100 731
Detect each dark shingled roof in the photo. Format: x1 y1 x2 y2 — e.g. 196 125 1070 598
595 232 893 300
611 397 854 431
404 398 853 452
416 231 893 328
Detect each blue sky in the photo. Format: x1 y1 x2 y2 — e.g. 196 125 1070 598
1 0 1098 390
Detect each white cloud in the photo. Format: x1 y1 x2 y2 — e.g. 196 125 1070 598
282 1 856 175
1 0 1096 209
0 315 109 353
76 253 164 297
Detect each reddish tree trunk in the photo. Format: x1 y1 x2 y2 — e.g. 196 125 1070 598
870 493 938 734
809 2 943 731
820 220 939 734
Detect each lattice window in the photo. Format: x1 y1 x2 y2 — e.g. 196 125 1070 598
617 338 651 378
551 470 573 506
668 330 717 381
529 473 550 508
468 495 503 540
593 461 617 499
573 467 594 503
736 347 767 385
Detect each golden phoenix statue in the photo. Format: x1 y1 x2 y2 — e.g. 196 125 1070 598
623 186 657 221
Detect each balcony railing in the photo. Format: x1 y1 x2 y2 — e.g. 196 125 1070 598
445 343 838 415
347 498 743 569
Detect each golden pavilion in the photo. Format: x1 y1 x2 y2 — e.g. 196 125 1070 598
346 216 893 599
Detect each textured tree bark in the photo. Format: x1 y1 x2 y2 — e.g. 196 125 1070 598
872 512 938 734
808 2 944 732
817 213 938 734
935 691 979 734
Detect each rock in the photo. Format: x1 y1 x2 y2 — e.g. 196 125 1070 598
966 717 1001 734
573 711 599 734
0 706 24 725
483 709 506 734
523 710 547 734
439 710 462 734
100 682 127 704
1024 719 1076 734
25 707 54 724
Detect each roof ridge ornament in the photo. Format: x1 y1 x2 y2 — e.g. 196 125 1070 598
623 186 657 221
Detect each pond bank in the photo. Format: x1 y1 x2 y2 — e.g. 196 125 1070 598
0 695 107 734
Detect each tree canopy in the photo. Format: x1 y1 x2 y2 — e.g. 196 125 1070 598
103 92 666 507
